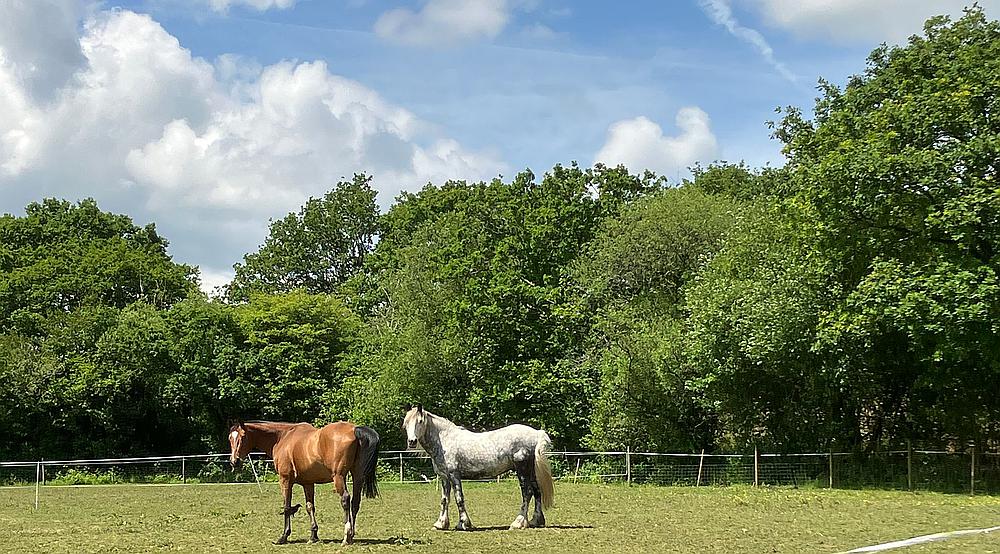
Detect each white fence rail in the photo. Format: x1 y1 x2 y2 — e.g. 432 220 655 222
3 449 999 509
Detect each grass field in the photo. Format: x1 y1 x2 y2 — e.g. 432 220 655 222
1 481 998 553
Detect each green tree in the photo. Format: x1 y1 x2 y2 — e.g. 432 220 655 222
234 290 362 422
684 203 843 451
347 164 662 446
162 298 245 452
687 162 790 201
772 7 1000 447
228 174 380 301
0 198 196 335
575 185 737 451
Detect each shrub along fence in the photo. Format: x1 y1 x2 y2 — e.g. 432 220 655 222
3 448 997 509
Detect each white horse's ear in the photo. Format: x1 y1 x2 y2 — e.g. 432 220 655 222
416 403 423 414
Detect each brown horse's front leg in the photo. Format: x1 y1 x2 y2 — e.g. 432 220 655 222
334 473 353 545
275 477 298 545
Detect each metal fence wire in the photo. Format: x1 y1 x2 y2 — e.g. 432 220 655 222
0 453 273 488
3 448 998 508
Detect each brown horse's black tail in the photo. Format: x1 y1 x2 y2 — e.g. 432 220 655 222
354 425 380 499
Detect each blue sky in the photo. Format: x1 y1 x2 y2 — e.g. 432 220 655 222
123 0 866 175
0 0 993 290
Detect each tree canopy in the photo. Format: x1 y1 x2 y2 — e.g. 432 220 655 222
2 8 1000 460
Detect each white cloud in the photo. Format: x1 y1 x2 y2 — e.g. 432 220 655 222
0 4 505 275
700 0 796 82
0 0 85 101
198 267 234 297
207 0 296 13
593 107 718 178
748 0 999 43
375 0 512 46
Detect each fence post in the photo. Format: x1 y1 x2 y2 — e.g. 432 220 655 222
753 445 759 487
34 462 40 510
907 439 913 492
181 457 186 484
626 447 632 485
828 449 834 489
696 449 705 487
399 453 404 483
970 445 976 496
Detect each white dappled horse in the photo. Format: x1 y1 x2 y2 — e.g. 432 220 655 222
403 405 555 531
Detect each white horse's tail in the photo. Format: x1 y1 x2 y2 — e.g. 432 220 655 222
534 431 555 509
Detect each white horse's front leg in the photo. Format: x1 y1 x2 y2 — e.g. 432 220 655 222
451 476 473 531
433 477 452 530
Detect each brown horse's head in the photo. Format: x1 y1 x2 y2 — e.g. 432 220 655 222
228 422 252 470
403 404 426 449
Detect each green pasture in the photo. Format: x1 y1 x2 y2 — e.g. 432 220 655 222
1 482 998 553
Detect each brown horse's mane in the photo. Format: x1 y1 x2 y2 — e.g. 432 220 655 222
229 420 303 432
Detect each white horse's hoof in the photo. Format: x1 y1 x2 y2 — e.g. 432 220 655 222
509 515 528 530
433 519 449 530
455 520 474 531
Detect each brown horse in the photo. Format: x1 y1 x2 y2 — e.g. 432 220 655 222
228 420 380 545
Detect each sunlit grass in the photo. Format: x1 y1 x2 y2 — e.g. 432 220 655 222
0 481 997 553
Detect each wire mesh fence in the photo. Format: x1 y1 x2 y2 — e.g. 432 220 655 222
0 453 274 488
3 448 998 508
381 449 1000 494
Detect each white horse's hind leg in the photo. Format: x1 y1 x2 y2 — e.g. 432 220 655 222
433 477 451 530
528 481 546 528
510 457 532 530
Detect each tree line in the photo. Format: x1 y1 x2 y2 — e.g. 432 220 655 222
1 9 998 459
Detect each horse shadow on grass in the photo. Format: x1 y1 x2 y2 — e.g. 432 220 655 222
286 536 424 546
463 524 594 532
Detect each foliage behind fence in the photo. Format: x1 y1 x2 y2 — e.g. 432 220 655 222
3 450 998 496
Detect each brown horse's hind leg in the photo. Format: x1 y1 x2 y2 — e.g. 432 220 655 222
350 469 364 538
335 473 353 545
275 477 297 545
303 483 319 543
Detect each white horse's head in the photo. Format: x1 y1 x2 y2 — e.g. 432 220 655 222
403 404 427 449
